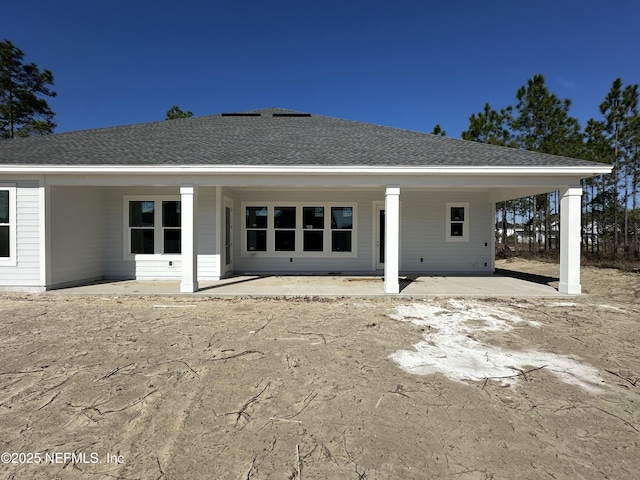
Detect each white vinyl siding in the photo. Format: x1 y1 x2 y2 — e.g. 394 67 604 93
49 186 106 287
0 183 496 290
0 180 42 288
104 186 219 280
234 190 492 275
400 191 491 272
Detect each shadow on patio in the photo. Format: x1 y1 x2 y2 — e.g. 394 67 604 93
47 269 564 297
494 268 559 287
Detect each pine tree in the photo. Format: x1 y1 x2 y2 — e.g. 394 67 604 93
430 124 446 136
511 74 583 253
624 113 640 255
512 74 583 156
598 78 639 255
620 85 639 255
0 40 56 139
461 103 514 146
165 105 194 120
583 119 614 254
462 103 516 252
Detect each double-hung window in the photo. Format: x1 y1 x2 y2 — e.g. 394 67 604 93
125 196 181 257
246 206 267 251
0 186 16 265
242 203 356 256
129 201 155 254
446 202 469 242
274 206 296 251
330 206 353 252
162 201 181 253
303 207 324 251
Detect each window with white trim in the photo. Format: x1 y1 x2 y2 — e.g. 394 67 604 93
274 206 296 251
331 206 353 252
242 203 357 256
0 186 16 265
446 202 469 242
303 206 324 251
124 196 181 257
246 206 267 251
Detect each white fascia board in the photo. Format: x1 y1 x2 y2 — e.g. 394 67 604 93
0 164 614 176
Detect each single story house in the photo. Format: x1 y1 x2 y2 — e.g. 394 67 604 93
0 108 611 294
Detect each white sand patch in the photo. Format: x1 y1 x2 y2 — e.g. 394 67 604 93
389 301 604 392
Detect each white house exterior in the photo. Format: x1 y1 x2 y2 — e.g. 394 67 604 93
0 109 611 294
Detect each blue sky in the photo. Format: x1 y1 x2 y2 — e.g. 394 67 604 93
5 0 639 138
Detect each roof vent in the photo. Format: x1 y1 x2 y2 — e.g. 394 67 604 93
272 113 311 117
221 113 262 117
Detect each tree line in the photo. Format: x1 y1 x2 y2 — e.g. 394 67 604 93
2 40 638 258
458 74 639 259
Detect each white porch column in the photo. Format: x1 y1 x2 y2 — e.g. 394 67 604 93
384 185 400 294
559 186 582 294
180 185 199 293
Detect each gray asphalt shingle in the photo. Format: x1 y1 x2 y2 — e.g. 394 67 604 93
0 108 601 168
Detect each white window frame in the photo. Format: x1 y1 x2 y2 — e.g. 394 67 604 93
0 184 17 266
241 202 357 258
446 202 469 242
123 195 182 260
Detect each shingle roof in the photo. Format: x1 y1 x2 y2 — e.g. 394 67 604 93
0 107 601 168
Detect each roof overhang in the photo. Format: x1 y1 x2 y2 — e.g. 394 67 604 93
0 164 613 176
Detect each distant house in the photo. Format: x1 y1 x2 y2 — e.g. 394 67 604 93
495 222 526 242
497 215 561 250
0 108 611 294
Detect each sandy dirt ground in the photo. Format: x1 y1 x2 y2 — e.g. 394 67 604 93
0 259 638 479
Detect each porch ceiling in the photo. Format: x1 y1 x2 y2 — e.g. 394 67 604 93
31 170 589 192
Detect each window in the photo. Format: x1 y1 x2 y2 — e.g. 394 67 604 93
125 196 181 257
129 201 155 254
331 206 353 252
246 206 267 251
242 203 356 256
0 186 16 265
162 201 181 253
446 203 469 242
303 207 324 252
274 206 296 251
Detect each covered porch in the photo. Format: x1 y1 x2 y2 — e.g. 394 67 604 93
174 182 583 295
42 172 587 296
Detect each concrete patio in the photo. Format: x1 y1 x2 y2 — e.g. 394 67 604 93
47 268 564 297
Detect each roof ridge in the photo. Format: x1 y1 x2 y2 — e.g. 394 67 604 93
237 107 309 115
